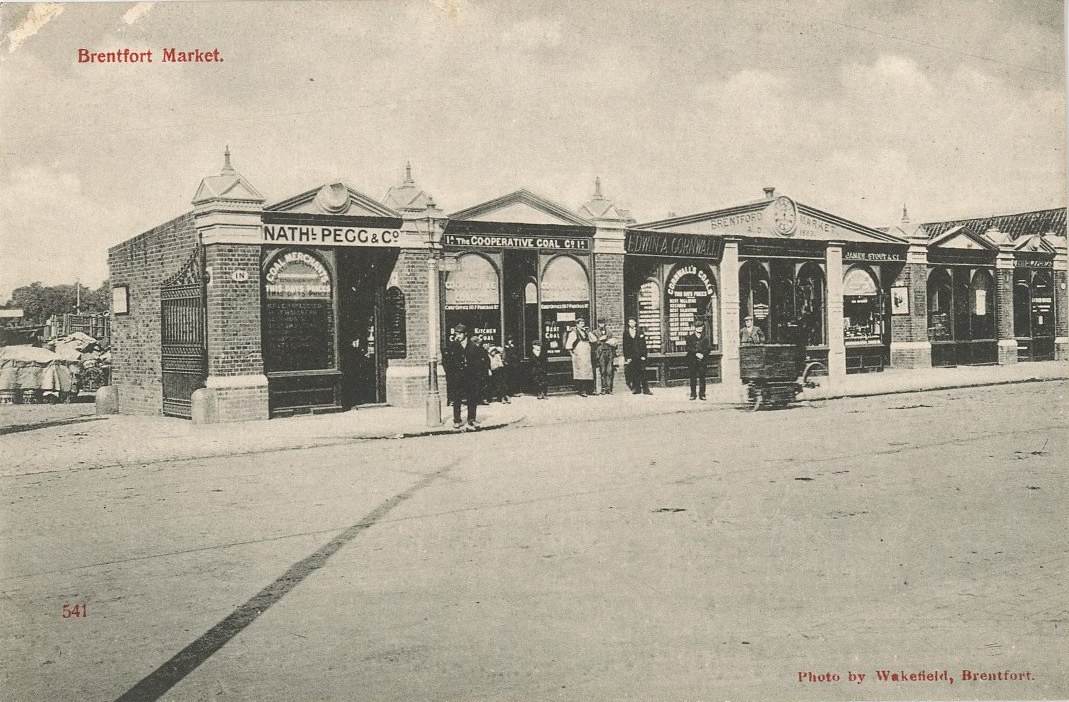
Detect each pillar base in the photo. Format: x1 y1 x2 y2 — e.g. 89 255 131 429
192 374 269 423
997 339 1019 365
889 341 932 369
1056 337 1069 361
386 362 446 409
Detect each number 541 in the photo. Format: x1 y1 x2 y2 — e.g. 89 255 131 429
62 604 87 619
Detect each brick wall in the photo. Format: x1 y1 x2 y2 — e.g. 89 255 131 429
386 248 433 407
203 244 264 377
593 253 625 338
889 262 932 368
1056 270 1068 361
107 213 199 415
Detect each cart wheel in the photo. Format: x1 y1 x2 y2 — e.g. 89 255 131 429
801 361 827 407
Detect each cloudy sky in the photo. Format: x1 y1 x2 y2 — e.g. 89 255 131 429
1 0 1065 299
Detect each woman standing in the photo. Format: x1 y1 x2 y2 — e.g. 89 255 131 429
565 317 595 397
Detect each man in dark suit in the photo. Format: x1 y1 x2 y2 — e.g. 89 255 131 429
622 317 651 395
685 321 713 400
442 324 486 429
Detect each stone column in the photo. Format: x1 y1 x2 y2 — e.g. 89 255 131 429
889 242 932 368
1055 247 1068 361
719 237 743 398
385 214 443 408
826 242 847 384
995 247 1018 365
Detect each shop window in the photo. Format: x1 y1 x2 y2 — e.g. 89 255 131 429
970 270 995 340
927 268 953 341
540 256 590 355
444 253 500 345
665 264 718 352
1031 271 1055 337
383 286 407 360
843 266 882 344
263 250 335 372
637 279 663 351
1013 272 1031 338
796 263 826 345
739 261 771 338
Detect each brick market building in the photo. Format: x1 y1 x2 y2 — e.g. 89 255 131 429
106 152 1067 422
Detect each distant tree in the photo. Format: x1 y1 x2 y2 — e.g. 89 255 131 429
4 281 109 324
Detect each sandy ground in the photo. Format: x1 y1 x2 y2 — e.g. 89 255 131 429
1 381 1066 702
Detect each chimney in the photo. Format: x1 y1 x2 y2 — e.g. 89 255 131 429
763 186 776 200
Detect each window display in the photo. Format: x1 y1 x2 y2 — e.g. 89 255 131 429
927 269 953 341
541 256 590 355
263 250 335 372
665 265 717 352
637 280 662 350
842 267 882 343
444 253 500 344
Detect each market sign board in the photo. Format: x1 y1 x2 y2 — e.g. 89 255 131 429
262 224 401 247
843 249 906 263
626 231 722 259
443 233 590 250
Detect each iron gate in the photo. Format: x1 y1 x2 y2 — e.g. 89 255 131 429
161 247 206 418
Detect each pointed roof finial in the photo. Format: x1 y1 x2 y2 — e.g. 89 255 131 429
594 176 603 199
404 161 414 185
901 204 910 225
222 145 234 174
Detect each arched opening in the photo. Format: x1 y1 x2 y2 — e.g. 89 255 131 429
637 278 663 351
540 255 590 355
739 261 771 339
969 269 995 341
665 264 719 352
843 266 881 343
927 268 953 341
796 262 826 346
444 253 500 345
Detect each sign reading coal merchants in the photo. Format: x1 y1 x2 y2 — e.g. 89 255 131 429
625 232 722 259
262 224 401 247
443 233 590 250
265 251 332 299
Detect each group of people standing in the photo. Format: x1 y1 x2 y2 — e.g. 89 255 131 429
442 314 746 429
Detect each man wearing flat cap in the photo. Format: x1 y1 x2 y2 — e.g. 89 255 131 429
442 324 486 429
739 316 765 345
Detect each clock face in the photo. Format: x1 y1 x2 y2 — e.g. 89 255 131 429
769 195 797 237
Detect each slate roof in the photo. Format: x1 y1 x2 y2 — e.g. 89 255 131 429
920 207 1066 241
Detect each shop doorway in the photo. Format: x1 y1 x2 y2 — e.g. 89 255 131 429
338 248 395 406
503 250 539 353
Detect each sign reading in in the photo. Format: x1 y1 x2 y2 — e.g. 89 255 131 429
626 232 722 259
443 233 590 250
262 224 401 247
1014 257 1054 269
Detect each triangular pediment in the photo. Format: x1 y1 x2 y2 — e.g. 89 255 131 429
193 175 264 204
1013 234 1056 253
637 198 905 245
929 226 995 251
265 182 401 218
451 190 591 226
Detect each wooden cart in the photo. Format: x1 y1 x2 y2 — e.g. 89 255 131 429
739 344 826 410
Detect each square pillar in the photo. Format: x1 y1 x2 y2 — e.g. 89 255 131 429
719 238 743 397
826 242 847 383
889 243 932 368
201 243 269 422
1056 261 1069 361
385 225 440 409
995 249 1018 365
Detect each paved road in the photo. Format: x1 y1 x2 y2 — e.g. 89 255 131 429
2 382 1066 701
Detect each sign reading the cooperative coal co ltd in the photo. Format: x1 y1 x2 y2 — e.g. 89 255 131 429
262 224 401 247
